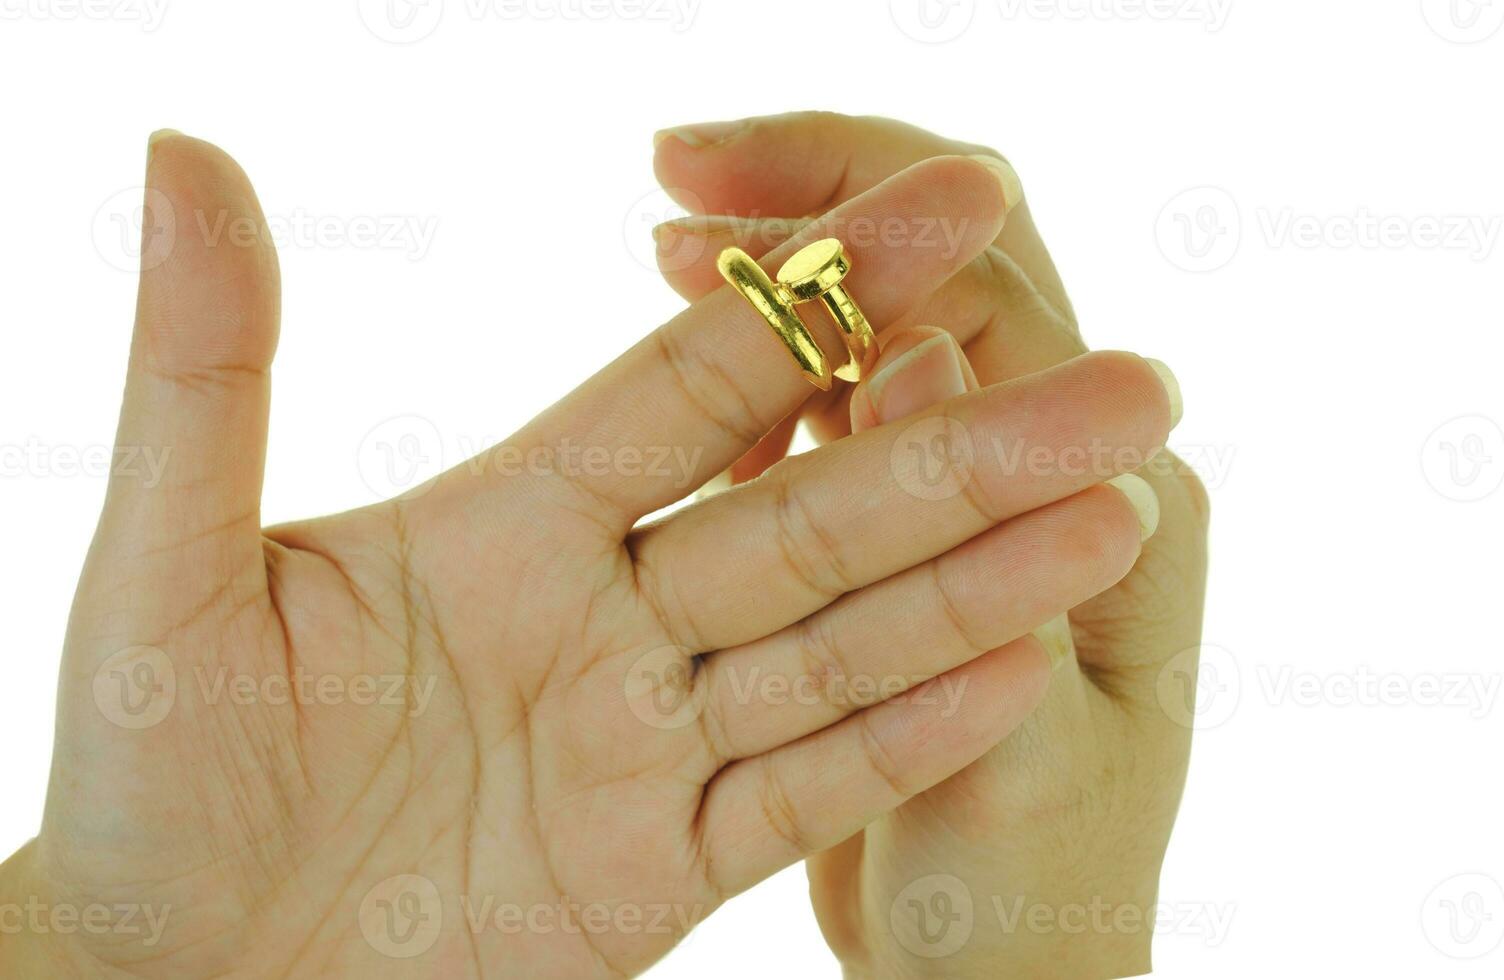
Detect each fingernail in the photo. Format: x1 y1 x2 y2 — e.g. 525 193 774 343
1034 614 1075 672
147 128 182 160
867 334 969 424
654 120 745 150
969 154 1024 214
1106 473 1160 542
1144 358 1183 428
695 468 733 500
652 215 741 243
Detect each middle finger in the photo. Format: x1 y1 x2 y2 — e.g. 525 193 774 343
629 350 1176 653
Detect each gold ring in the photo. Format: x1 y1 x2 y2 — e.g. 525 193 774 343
717 238 879 391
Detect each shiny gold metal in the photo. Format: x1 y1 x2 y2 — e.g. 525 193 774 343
776 239 878 383
717 247 832 389
718 238 879 389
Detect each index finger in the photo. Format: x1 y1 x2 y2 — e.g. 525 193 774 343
430 154 1015 534
654 111 1069 321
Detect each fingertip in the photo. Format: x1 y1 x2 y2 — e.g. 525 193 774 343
848 384 879 433
849 328 978 433
652 124 743 210
652 219 720 285
849 327 943 433
137 129 280 374
146 130 256 201
147 128 183 151
1105 473 1162 543
654 120 746 151
1032 614 1076 673
873 325 952 367
1066 350 1178 449
901 154 1012 243
967 153 1024 215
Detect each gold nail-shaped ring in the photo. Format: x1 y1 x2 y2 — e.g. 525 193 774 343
718 238 880 390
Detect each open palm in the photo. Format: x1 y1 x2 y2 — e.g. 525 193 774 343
7 132 1173 979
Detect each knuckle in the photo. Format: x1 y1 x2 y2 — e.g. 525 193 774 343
857 712 916 801
931 558 992 656
768 472 854 600
792 615 859 700
754 757 813 855
954 426 1015 525
632 550 712 653
696 671 739 766
654 327 767 449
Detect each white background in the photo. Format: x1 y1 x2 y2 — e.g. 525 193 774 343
3 0 1504 976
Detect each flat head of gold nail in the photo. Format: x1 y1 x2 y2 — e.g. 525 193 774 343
777 239 851 303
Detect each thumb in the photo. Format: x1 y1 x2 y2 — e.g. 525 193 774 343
92 130 280 593
847 326 978 434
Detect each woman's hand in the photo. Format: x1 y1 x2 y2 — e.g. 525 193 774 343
653 112 1209 978
1 131 1174 978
